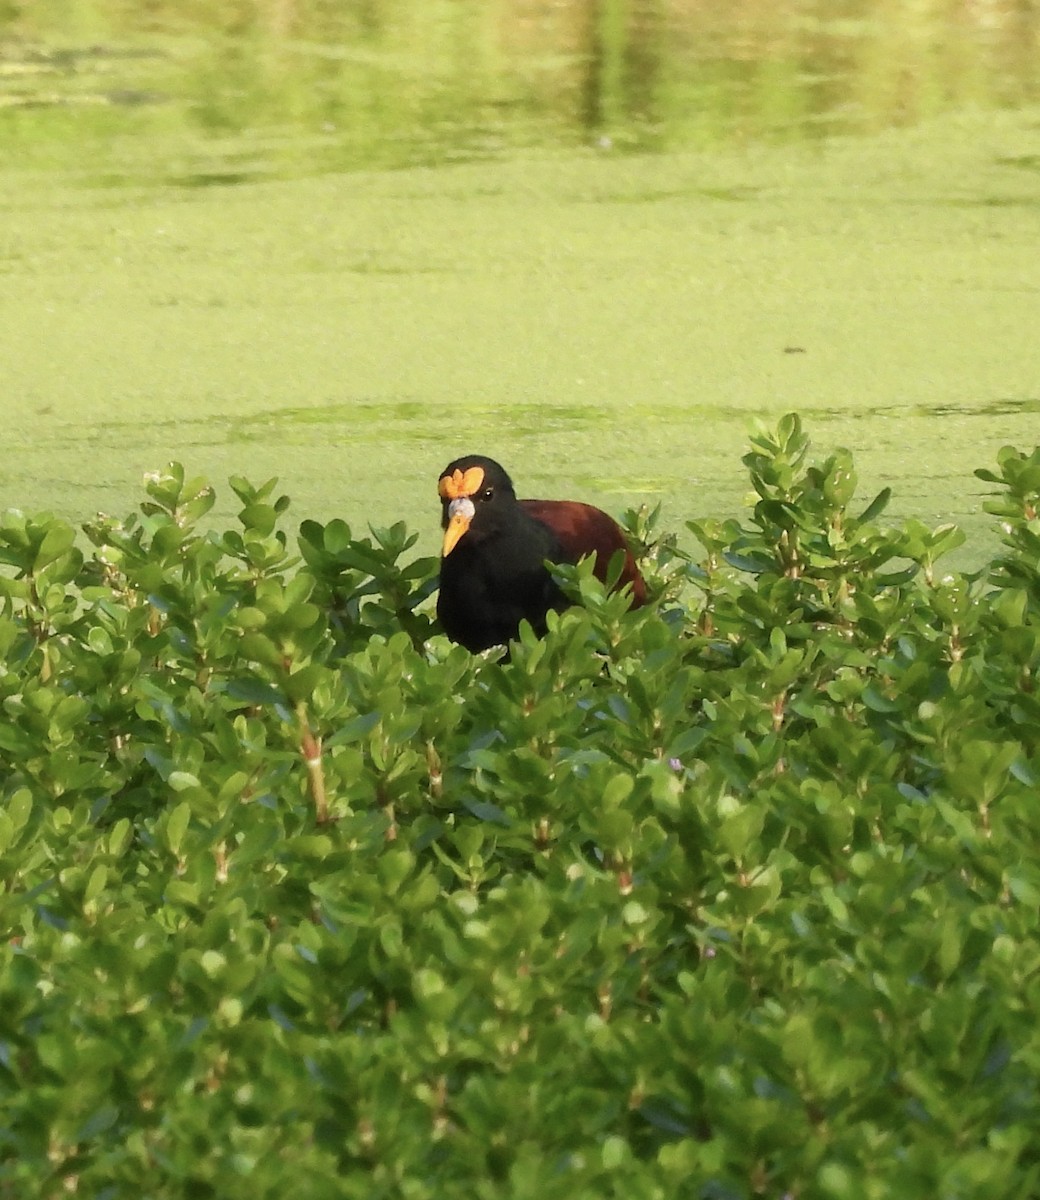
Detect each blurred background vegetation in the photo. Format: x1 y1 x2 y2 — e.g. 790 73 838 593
2 0 1037 178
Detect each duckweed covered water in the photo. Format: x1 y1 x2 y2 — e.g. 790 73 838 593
1 2 1039 564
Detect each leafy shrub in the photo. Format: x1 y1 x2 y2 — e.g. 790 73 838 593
1 417 1039 1199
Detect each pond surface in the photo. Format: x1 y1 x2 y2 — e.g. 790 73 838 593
2 1 1039 565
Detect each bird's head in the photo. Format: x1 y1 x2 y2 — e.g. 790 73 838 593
437 455 516 556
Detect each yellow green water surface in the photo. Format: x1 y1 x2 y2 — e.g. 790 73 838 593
2 2 1039 564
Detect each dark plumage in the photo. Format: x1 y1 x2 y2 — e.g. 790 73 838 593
435 455 646 652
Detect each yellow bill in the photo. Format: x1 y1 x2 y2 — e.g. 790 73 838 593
442 511 470 556
441 496 476 556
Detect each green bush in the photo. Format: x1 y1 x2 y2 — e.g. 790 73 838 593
2 416 1039 1199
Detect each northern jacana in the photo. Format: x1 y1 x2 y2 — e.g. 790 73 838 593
435 455 647 652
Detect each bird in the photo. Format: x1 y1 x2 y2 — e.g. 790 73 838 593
435 454 647 652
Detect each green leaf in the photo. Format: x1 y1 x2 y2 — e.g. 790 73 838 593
34 520 76 569
602 773 634 808
226 677 289 707
461 797 512 826
857 486 892 523
166 801 191 855
108 818 133 857
8 787 33 832
325 711 381 747
83 864 108 906
378 920 404 959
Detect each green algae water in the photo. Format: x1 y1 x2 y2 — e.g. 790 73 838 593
1 2 1039 564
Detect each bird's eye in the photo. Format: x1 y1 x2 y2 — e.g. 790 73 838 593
481 487 494 501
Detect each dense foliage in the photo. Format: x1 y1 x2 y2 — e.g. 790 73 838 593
2 416 1039 1199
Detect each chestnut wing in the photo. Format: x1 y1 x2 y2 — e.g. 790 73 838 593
520 499 647 606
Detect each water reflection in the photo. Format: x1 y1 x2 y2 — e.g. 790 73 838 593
1 0 1038 177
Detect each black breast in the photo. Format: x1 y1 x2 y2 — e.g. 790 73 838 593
436 517 566 652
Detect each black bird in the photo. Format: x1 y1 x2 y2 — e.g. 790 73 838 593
435 455 647 652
